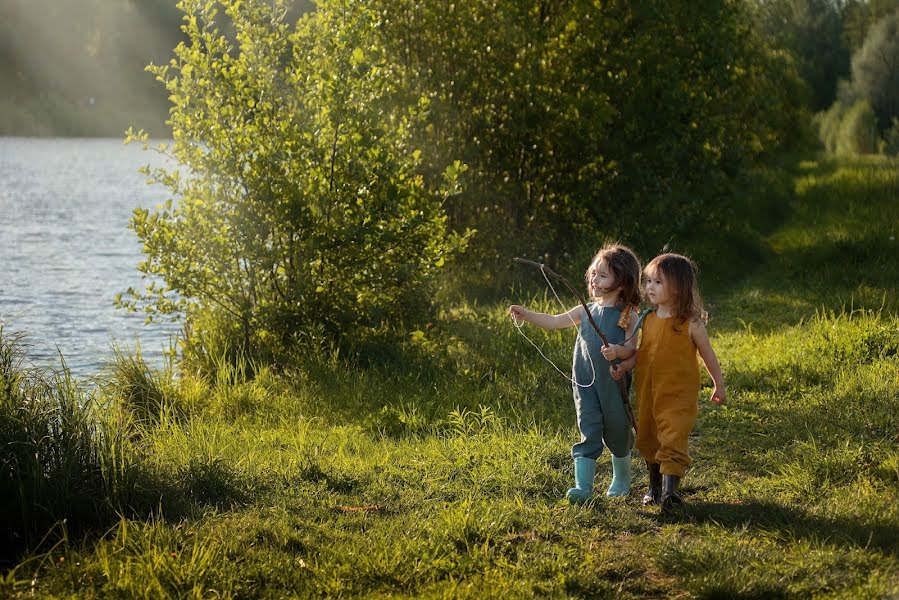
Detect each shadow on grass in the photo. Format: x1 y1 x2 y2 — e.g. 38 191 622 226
656 498 898 558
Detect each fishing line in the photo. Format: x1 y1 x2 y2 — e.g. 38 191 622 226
511 266 597 388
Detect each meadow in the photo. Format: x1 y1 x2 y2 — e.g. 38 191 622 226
1 155 897 598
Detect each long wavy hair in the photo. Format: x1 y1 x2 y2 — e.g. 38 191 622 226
585 243 642 328
644 253 707 326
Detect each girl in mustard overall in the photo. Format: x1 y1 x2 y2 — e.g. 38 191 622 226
605 253 726 509
510 244 642 504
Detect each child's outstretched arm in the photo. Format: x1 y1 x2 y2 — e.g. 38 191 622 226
509 305 582 330
690 320 726 405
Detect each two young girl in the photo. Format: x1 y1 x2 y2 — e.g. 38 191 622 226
511 248 726 507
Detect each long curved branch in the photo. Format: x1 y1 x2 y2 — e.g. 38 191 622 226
514 257 637 434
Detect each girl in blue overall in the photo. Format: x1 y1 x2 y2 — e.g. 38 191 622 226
510 244 642 503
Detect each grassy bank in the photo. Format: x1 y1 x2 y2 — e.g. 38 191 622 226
2 155 898 598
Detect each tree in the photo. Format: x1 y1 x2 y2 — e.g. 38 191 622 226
368 0 804 264
753 0 850 111
843 9 899 130
841 0 899 51
119 0 469 358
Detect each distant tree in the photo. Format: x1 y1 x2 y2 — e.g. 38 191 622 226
753 0 850 110
841 9 899 130
0 0 194 135
841 0 899 51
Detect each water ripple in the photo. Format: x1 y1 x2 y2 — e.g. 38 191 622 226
1 137 181 379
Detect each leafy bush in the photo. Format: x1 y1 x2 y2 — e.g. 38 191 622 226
120 0 469 359
837 99 881 154
368 0 806 264
816 101 847 153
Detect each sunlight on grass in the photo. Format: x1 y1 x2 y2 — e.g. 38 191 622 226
4 155 899 598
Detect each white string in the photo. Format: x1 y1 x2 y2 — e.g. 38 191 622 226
511 266 598 388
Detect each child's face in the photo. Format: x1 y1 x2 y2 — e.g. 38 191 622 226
589 260 617 297
645 269 671 306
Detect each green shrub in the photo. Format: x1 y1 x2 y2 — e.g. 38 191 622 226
817 101 846 153
119 0 469 361
817 100 881 155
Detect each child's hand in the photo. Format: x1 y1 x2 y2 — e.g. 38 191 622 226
609 355 635 381
509 305 527 324
710 385 727 405
601 344 622 360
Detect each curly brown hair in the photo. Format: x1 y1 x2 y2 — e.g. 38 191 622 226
585 243 642 311
644 253 708 326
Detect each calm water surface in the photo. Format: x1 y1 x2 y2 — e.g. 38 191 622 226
0 137 180 379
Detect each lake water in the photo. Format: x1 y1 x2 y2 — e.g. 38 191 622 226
0 137 181 379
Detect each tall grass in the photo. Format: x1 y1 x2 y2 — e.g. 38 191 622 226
101 343 179 424
0 328 119 561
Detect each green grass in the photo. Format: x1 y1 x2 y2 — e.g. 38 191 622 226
2 155 898 598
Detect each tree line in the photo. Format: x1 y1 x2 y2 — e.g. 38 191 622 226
4 0 897 362
754 0 899 154
120 0 801 363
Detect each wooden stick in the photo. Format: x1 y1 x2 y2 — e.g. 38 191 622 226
514 257 637 433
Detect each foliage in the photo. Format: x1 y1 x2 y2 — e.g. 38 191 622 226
840 8 899 131
119 0 470 358
368 0 805 266
752 0 850 110
841 0 899 52
838 99 881 154
818 99 881 155
817 100 847 154
0 0 188 136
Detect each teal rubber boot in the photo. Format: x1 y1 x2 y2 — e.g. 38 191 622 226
566 457 596 504
606 453 632 497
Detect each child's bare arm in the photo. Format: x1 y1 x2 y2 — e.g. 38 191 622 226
601 308 639 360
509 304 582 330
691 320 726 405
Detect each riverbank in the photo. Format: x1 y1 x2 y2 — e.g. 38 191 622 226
2 155 897 598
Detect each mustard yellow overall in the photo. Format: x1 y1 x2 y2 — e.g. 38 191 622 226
634 313 700 477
